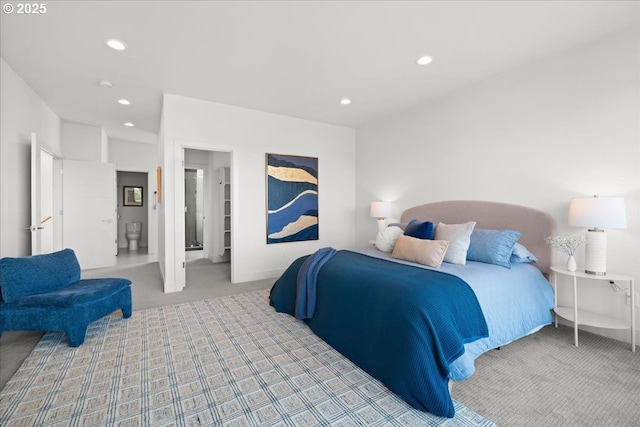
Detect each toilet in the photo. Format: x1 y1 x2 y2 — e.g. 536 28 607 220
125 222 142 251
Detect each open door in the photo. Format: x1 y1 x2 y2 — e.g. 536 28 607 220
174 146 186 290
30 133 43 254
30 133 60 255
62 159 117 269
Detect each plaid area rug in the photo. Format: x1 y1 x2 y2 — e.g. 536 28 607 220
0 290 495 426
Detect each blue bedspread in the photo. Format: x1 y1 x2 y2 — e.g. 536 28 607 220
269 250 488 418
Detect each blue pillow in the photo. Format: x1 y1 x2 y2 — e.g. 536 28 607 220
510 242 538 263
404 219 435 240
467 229 521 268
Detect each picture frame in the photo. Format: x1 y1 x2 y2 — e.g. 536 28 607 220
266 153 318 244
123 186 144 207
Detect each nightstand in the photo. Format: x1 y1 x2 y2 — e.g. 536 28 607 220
551 266 635 352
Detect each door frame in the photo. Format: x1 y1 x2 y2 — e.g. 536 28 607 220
173 142 235 290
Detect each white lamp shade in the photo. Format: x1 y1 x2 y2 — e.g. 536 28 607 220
568 197 627 229
370 201 393 219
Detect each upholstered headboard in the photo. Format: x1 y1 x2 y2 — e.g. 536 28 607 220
400 200 556 276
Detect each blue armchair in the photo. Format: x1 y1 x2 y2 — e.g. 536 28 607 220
0 248 132 347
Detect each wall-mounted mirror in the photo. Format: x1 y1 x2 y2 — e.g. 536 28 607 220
123 186 143 206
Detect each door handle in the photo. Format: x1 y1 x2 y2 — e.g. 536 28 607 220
25 226 44 231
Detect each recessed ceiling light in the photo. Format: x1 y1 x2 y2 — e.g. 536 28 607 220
118 99 131 105
416 55 433 66
105 39 127 51
340 98 352 105
98 79 113 88
124 122 134 127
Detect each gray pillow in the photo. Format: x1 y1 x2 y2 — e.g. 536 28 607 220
434 221 476 265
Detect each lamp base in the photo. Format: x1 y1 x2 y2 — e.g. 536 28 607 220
585 229 606 275
585 270 606 276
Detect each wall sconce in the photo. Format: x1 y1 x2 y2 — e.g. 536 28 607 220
370 201 393 233
568 195 627 275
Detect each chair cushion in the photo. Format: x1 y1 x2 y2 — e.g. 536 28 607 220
8 278 132 308
0 249 81 303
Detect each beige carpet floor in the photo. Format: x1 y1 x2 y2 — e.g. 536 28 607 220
451 324 640 426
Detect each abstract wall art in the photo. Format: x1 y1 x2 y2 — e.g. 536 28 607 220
266 153 318 244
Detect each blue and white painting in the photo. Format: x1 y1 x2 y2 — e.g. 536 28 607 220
266 154 318 244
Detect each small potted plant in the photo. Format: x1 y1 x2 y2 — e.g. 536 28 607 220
545 233 585 272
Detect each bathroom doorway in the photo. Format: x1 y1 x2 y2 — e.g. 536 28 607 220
116 171 149 258
185 168 204 252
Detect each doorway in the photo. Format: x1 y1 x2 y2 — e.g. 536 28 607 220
185 168 204 252
176 148 232 289
117 171 149 261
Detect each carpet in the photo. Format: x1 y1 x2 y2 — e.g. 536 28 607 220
0 290 495 426
451 323 640 427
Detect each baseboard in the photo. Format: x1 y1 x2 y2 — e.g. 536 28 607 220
233 268 283 284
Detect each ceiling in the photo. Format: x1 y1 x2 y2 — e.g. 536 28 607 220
1 1 638 144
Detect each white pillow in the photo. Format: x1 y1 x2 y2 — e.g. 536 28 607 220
434 221 476 265
375 226 404 253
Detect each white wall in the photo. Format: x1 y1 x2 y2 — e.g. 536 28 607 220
161 94 356 291
0 59 62 257
63 122 104 161
101 128 108 163
109 138 159 254
355 27 640 344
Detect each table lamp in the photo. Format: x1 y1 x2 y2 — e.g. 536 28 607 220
370 201 393 233
568 195 627 275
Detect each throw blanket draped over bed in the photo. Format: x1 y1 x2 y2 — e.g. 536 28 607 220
295 247 337 319
269 250 488 418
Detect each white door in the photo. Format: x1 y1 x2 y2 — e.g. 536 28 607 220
30 133 62 255
62 159 117 269
30 133 42 254
39 150 56 253
174 146 186 289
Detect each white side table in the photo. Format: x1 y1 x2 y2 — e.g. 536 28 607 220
551 266 635 352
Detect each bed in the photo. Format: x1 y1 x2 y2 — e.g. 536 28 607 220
269 200 556 418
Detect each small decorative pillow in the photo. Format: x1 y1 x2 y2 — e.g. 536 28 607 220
434 221 476 265
391 235 449 268
467 229 521 268
404 219 435 240
375 226 405 253
511 242 538 263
